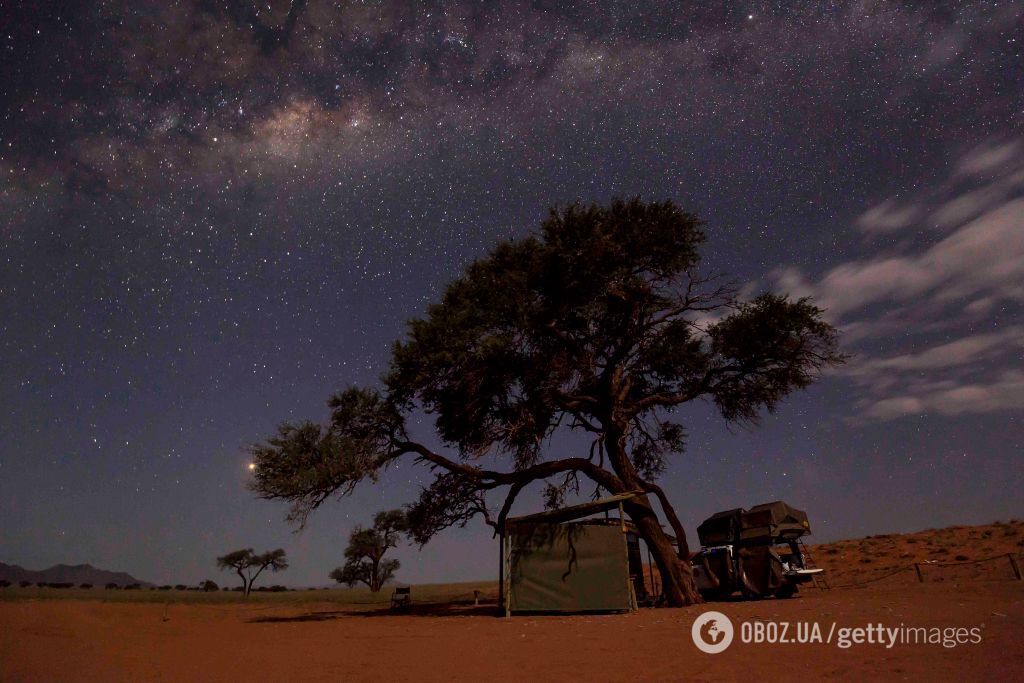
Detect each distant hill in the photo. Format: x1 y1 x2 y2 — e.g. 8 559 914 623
0 562 150 587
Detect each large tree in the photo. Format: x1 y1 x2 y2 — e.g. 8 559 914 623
329 509 406 592
216 548 288 596
249 198 845 606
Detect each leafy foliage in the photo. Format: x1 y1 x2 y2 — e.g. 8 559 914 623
330 510 406 592
216 548 288 596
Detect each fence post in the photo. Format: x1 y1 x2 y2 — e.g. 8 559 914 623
1009 554 1022 581
914 563 924 583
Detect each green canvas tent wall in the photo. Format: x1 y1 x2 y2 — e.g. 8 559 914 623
501 492 648 615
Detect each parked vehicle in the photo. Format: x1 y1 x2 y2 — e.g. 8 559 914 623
691 501 823 599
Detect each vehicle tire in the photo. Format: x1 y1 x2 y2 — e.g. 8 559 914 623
700 588 731 602
774 584 797 599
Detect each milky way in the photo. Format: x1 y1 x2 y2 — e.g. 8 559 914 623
2 2 1022 585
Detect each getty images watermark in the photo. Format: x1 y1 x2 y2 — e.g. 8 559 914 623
691 611 983 654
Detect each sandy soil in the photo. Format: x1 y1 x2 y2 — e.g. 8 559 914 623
808 520 1024 587
2 581 1022 682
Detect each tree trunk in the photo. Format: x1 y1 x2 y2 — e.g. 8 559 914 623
604 421 700 606
370 556 381 592
624 497 701 606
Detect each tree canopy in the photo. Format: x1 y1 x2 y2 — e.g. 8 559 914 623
216 548 288 596
329 509 406 592
249 198 845 605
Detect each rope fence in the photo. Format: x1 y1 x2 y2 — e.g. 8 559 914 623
830 552 1022 589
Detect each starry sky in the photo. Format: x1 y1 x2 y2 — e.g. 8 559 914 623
2 2 1022 587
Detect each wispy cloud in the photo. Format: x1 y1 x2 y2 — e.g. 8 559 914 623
768 138 1024 421
861 370 1024 420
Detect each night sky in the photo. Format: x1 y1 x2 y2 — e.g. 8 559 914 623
2 2 1022 587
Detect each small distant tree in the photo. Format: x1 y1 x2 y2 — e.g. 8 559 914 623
0 580 11 588
200 579 219 592
330 510 406 592
216 548 288 596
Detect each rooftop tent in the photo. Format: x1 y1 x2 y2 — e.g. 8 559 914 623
696 508 745 547
741 501 811 542
696 501 811 547
501 492 649 615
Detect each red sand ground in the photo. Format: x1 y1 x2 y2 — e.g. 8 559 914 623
2 580 1022 682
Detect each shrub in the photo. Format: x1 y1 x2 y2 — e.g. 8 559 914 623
124 583 141 590
158 585 172 591
20 581 32 588
174 584 187 591
79 583 93 589
0 580 11 588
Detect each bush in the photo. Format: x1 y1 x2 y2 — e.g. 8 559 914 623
0 580 11 588
124 583 141 590
20 581 32 588
105 583 120 590
174 584 187 591
79 583 93 589
158 585 172 591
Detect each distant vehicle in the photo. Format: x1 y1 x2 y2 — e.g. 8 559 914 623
691 501 823 599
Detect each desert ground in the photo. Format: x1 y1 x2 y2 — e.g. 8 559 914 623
3 522 1023 682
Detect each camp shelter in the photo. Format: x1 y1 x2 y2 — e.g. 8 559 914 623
500 492 662 615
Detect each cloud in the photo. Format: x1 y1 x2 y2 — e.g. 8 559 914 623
931 168 1024 228
813 197 1024 320
956 140 1022 177
768 138 1024 422
862 371 1024 420
856 199 920 233
850 327 1023 374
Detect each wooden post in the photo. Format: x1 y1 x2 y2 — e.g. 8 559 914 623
914 563 924 583
619 502 637 611
498 529 505 613
503 528 512 618
1009 554 1022 581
